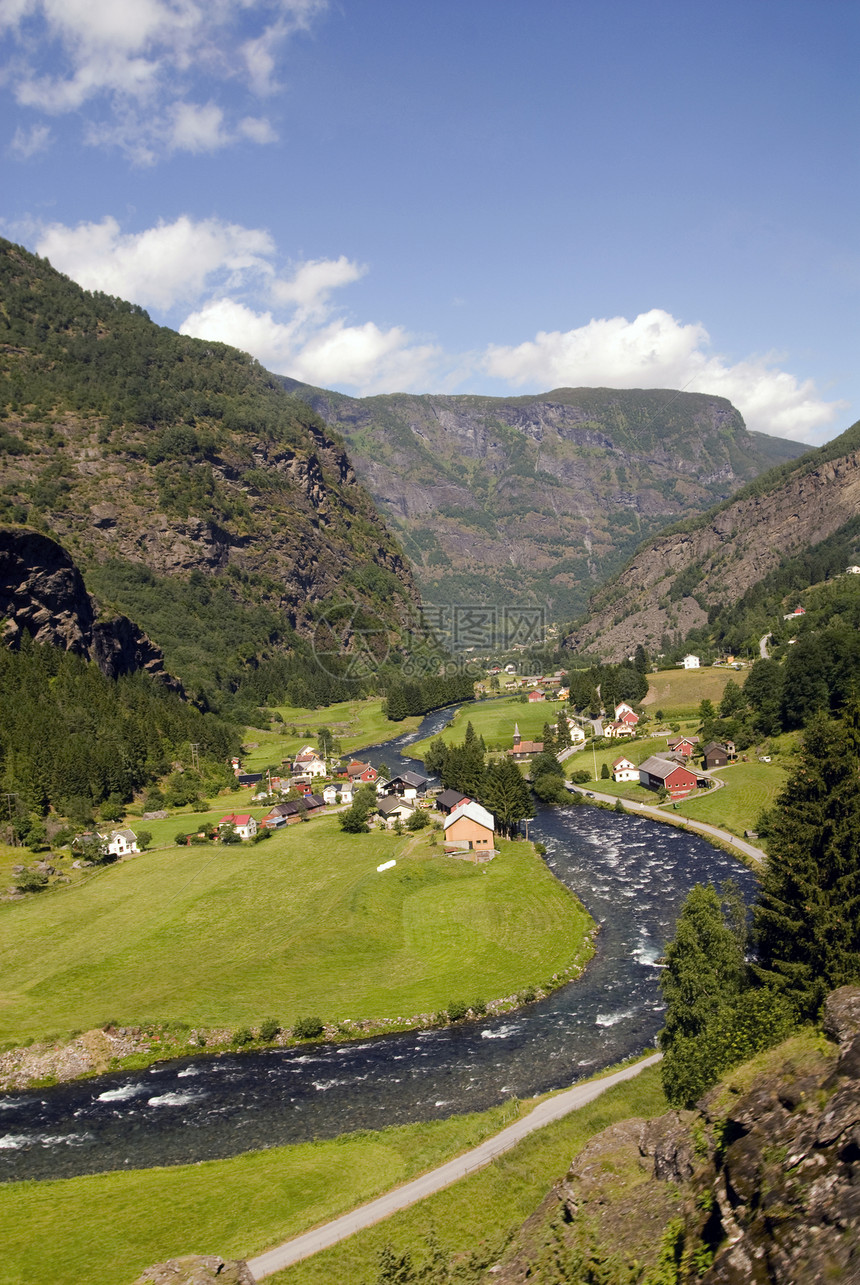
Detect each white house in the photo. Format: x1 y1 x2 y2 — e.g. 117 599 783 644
612 756 639 783
218 813 258 841
339 782 355 805
682 654 700 669
293 751 327 777
105 828 139 857
322 784 339 805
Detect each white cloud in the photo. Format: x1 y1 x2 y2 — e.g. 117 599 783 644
9 121 50 155
271 255 366 317
34 214 275 310
0 0 327 160
482 309 843 440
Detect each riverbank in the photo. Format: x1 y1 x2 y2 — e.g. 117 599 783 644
0 1055 666 1285
0 822 597 1090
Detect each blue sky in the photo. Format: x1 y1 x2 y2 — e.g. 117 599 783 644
1 0 857 442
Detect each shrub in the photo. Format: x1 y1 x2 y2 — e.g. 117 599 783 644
293 1015 324 1040
447 999 469 1022
14 869 49 893
136 829 152 850
259 1018 281 1042
520 987 537 1004
174 832 188 846
469 997 487 1015
231 1026 254 1047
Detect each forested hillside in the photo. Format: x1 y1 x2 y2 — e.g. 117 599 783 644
0 238 419 707
283 379 805 622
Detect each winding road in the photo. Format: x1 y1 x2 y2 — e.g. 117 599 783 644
246 1053 662 1280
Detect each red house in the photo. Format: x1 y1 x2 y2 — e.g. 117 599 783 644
527 690 545 702
346 761 378 783
638 754 698 799
667 735 699 757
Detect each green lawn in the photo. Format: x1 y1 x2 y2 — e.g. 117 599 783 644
0 1063 665 1285
642 667 747 718
0 817 593 1046
240 699 421 772
674 759 788 837
409 695 564 759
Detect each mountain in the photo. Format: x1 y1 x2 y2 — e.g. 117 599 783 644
565 419 860 660
0 239 419 701
281 380 807 623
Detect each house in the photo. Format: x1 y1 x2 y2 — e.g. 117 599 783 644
612 757 639 783
556 687 570 701
527 690 545 702
638 755 698 799
105 828 139 857
218 813 258 840
603 720 633 739
339 782 355 805
782 606 806 620
376 796 415 828
346 760 378 783
667 735 699 757
322 784 339 805
614 702 639 724
436 788 469 814
236 772 264 788
701 742 729 769
508 739 543 761
263 795 325 827
383 771 429 800
681 654 700 669
443 800 496 860
293 751 327 778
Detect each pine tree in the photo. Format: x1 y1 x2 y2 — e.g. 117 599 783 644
482 758 534 838
754 714 860 1017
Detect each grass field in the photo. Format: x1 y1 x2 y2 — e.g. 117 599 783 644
409 695 563 759
0 1063 665 1285
675 759 788 837
642 667 747 718
0 817 593 1047
240 699 421 772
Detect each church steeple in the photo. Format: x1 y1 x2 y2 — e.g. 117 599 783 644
513 722 521 745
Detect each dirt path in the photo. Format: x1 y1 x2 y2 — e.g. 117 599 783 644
246 1052 662 1280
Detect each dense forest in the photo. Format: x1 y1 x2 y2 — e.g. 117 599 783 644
0 637 239 840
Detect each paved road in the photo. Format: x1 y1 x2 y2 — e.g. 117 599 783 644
759 633 772 659
567 784 766 866
246 1053 662 1280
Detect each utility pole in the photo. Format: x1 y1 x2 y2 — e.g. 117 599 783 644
190 743 200 772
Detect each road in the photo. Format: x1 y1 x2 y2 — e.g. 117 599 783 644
759 633 772 659
566 784 766 866
246 1053 662 1280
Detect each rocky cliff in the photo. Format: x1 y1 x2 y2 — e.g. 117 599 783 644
566 424 860 660
484 988 860 1284
283 380 806 622
0 526 180 689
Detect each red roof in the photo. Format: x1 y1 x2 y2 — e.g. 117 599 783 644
219 813 251 825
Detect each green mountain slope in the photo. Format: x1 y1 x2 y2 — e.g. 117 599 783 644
281 379 807 622
0 239 419 703
565 418 860 660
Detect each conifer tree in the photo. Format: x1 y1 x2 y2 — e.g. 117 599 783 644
482 758 534 837
754 713 860 1017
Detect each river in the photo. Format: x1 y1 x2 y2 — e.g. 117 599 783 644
0 706 757 1181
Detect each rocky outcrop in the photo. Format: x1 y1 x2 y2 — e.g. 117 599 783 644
567 438 860 660
0 526 181 689
484 989 860 1285
132 1256 254 1285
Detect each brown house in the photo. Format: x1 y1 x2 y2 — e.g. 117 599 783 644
443 801 496 861
701 742 729 769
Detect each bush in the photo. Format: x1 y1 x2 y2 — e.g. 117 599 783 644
231 1026 254 1047
405 809 430 830
569 769 590 784
601 762 611 779
520 987 537 1004
259 1018 280 1042
174 832 188 846
470 997 487 1015
14 869 49 893
136 829 152 850
293 1015 324 1040
447 999 469 1022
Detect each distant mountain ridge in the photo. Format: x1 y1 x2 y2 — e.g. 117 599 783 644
282 379 806 622
565 418 860 660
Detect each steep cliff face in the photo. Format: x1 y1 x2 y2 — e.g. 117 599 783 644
484 989 860 1285
0 526 180 689
566 429 860 660
283 380 805 622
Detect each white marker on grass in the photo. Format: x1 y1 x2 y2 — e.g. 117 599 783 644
377 860 397 872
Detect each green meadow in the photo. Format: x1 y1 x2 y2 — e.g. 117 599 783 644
0 1063 665 1285
408 694 563 758
674 759 789 837
642 666 747 719
239 698 422 772
0 816 593 1047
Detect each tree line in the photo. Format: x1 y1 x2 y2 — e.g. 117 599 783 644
660 706 860 1106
